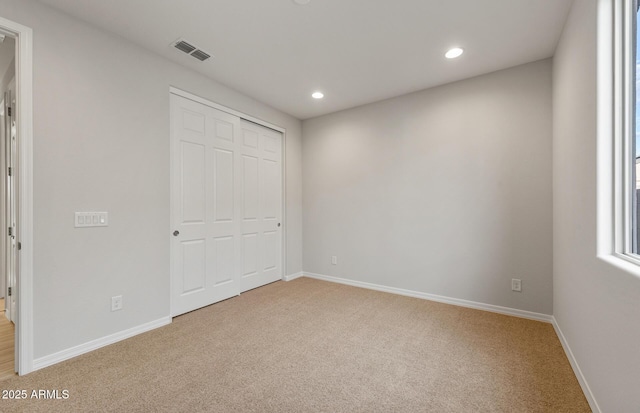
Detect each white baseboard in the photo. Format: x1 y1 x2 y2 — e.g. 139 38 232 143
552 317 601 413
33 316 172 371
303 272 553 323
283 271 303 282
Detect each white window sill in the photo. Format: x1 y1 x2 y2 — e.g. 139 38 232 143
597 253 640 280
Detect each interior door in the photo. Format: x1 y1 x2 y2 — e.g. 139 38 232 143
239 120 282 292
171 94 243 316
5 82 16 323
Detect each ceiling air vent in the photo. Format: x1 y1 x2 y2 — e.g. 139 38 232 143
174 40 196 54
172 38 212 62
190 49 211 61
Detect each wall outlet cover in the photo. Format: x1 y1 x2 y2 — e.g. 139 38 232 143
111 295 123 311
511 279 522 292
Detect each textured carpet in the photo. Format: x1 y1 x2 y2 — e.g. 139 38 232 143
0 278 589 412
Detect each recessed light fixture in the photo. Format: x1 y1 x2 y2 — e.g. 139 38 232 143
445 47 464 59
293 0 311 5
312 91 324 99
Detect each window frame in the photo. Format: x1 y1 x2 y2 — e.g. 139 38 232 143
610 0 640 266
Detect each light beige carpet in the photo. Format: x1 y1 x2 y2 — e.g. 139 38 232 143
0 278 590 412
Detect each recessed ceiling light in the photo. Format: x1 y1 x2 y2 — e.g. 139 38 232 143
312 91 324 99
445 47 464 59
293 0 311 5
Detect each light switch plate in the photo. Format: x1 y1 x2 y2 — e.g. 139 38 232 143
75 212 108 228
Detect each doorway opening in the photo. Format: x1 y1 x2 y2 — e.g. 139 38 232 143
0 31 16 380
0 15 33 376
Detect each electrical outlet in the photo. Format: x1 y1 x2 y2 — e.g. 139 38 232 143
331 256 338 265
511 279 522 292
111 295 123 311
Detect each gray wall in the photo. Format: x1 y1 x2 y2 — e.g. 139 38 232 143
553 0 640 411
0 0 302 359
302 59 553 314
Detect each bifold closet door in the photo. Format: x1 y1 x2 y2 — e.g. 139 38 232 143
171 94 283 317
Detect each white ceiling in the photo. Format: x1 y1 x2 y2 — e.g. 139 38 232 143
37 0 573 120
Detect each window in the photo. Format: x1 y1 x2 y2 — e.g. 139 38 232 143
611 0 640 263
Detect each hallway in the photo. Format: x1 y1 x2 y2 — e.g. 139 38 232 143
0 298 15 380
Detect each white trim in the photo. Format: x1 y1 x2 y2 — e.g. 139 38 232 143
551 317 602 413
598 253 640 278
32 317 172 372
168 92 175 318
169 87 285 133
596 0 640 279
281 130 287 278
283 271 303 282
302 272 553 323
597 0 615 257
0 15 34 376
615 0 636 255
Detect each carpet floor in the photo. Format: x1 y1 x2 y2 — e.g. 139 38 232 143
0 278 590 412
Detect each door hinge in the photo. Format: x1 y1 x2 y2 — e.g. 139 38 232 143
7 287 11 296
18 242 21 250
7 227 12 237
7 167 11 177
7 106 11 117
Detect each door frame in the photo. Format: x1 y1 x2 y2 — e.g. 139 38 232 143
168 86 287 315
0 16 33 375
5 83 16 324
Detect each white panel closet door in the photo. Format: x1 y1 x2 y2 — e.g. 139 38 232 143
171 94 243 316
239 120 282 292
170 94 283 316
